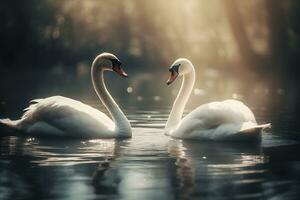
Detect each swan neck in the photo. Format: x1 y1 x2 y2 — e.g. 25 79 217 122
165 66 195 132
91 64 131 137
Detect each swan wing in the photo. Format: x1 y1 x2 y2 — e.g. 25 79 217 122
20 96 115 137
173 100 266 140
180 99 256 128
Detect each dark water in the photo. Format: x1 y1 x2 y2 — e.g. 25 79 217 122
0 106 300 200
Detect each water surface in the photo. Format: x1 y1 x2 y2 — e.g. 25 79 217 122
0 106 300 200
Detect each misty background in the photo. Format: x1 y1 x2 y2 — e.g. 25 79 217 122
0 0 299 133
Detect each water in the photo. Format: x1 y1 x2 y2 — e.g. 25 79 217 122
0 106 300 200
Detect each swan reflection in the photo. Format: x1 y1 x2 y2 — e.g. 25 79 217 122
1 111 299 200
0 136 123 199
168 139 268 199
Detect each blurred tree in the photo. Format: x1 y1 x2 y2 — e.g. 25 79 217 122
0 0 299 110
223 0 300 105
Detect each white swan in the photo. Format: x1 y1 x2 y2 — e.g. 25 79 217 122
165 58 270 141
0 53 132 138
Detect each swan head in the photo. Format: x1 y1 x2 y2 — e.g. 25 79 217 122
167 58 193 85
93 52 128 77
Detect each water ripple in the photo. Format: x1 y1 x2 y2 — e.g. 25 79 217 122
0 107 300 200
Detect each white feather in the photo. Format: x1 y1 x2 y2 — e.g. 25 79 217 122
165 59 270 141
16 96 115 137
0 53 131 138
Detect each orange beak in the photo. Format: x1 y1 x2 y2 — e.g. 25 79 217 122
113 66 128 78
166 71 178 85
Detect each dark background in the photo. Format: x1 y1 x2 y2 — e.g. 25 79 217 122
0 0 299 133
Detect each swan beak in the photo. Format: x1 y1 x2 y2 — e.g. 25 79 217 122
114 66 128 78
166 71 178 85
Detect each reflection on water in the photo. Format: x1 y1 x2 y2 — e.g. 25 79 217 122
0 106 300 200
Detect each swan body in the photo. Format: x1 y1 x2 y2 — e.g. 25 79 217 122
165 58 270 141
0 53 132 138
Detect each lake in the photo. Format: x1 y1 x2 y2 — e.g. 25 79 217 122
0 105 300 200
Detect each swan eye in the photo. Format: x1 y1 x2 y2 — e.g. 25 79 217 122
110 58 122 69
170 63 181 73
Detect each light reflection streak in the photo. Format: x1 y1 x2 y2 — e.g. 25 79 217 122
168 139 195 200
21 138 116 166
167 139 269 199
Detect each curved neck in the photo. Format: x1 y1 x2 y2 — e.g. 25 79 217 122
165 66 195 132
91 64 131 137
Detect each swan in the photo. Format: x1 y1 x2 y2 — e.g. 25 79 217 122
0 53 132 138
165 58 270 141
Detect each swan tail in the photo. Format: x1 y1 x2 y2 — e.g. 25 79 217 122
223 123 271 142
240 123 271 134
0 118 21 135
